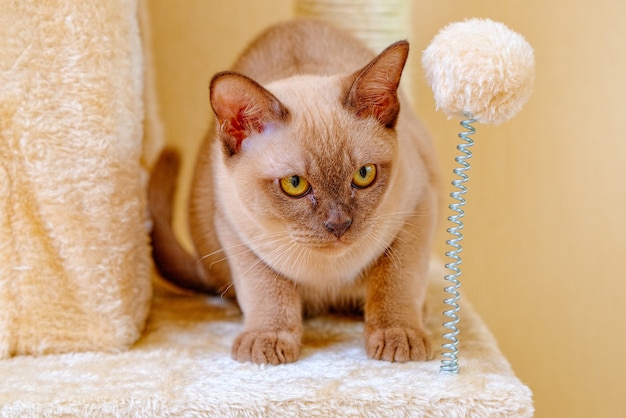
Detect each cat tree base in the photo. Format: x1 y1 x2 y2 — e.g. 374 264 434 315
0 262 532 417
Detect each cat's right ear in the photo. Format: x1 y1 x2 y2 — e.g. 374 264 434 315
210 72 289 155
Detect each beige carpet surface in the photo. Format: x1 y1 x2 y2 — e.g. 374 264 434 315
0 263 533 417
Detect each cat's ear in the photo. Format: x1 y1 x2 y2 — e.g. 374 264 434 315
344 41 409 128
210 72 289 155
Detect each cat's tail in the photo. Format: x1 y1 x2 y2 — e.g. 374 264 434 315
148 148 215 293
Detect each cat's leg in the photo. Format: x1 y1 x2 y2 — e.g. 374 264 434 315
364 253 432 362
363 211 434 362
227 243 303 365
231 269 303 364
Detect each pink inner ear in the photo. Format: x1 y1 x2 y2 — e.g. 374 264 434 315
213 100 250 154
220 111 247 151
355 91 398 126
221 104 271 153
349 81 401 128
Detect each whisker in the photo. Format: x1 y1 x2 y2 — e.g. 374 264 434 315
293 244 315 282
208 256 230 270
369 232 401 270
220 283 235 300
207 240 282 270
196 231 287 263
370 209 431 220
239 239 293 278
208 234 289 269
378 222 426 244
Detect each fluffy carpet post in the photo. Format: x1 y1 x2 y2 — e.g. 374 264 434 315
0 0 154 357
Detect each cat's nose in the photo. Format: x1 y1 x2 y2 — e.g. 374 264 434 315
324 214 352 239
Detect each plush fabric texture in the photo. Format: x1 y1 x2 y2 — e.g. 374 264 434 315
422 18 535 124
0 263 533 417
0 0 153 357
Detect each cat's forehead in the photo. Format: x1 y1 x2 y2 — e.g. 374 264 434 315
240 124 306 176
267 75 381 150
267 75 345 115
242 75 394 178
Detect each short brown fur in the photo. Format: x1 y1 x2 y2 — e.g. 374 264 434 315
149 19 439 364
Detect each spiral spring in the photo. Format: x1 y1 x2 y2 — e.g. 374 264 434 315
440 117 476 374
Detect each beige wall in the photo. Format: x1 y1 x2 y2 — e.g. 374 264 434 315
148 1 626 417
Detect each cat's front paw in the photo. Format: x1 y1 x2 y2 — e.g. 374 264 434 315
366 327 432 362
232 330 301 365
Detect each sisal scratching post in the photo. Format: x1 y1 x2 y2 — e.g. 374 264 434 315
295 0 411 53
295 0 414 93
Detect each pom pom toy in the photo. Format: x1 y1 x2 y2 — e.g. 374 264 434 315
421 19 535 373
422 18 535 124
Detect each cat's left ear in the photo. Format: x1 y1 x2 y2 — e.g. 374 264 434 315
344 41 409 128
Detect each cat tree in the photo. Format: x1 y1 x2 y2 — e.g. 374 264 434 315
0 0 533 416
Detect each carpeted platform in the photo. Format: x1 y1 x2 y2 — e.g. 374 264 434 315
0 263 533 417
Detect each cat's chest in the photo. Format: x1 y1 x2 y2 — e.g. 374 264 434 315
242 229 388 289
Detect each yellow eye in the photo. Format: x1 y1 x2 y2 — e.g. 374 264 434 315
352 164 377 188
280 175 311 197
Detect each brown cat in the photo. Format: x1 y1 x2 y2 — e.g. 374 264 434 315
149 19 439 365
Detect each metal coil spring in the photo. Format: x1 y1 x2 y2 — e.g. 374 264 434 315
440 117 476 374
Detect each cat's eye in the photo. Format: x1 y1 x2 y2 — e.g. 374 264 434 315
352 164 377 188
280 175 311 198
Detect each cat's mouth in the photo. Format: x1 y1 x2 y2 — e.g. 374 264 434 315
288 234 350 252
310 237 355 254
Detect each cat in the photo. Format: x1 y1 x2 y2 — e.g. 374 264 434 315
149 19 440 365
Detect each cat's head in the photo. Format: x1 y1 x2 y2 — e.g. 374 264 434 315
209 41 410 264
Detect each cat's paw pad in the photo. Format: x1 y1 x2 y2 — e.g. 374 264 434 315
232 330 300 365
366 327 432 362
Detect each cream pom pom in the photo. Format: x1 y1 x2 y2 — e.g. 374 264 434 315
422 18 535 124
